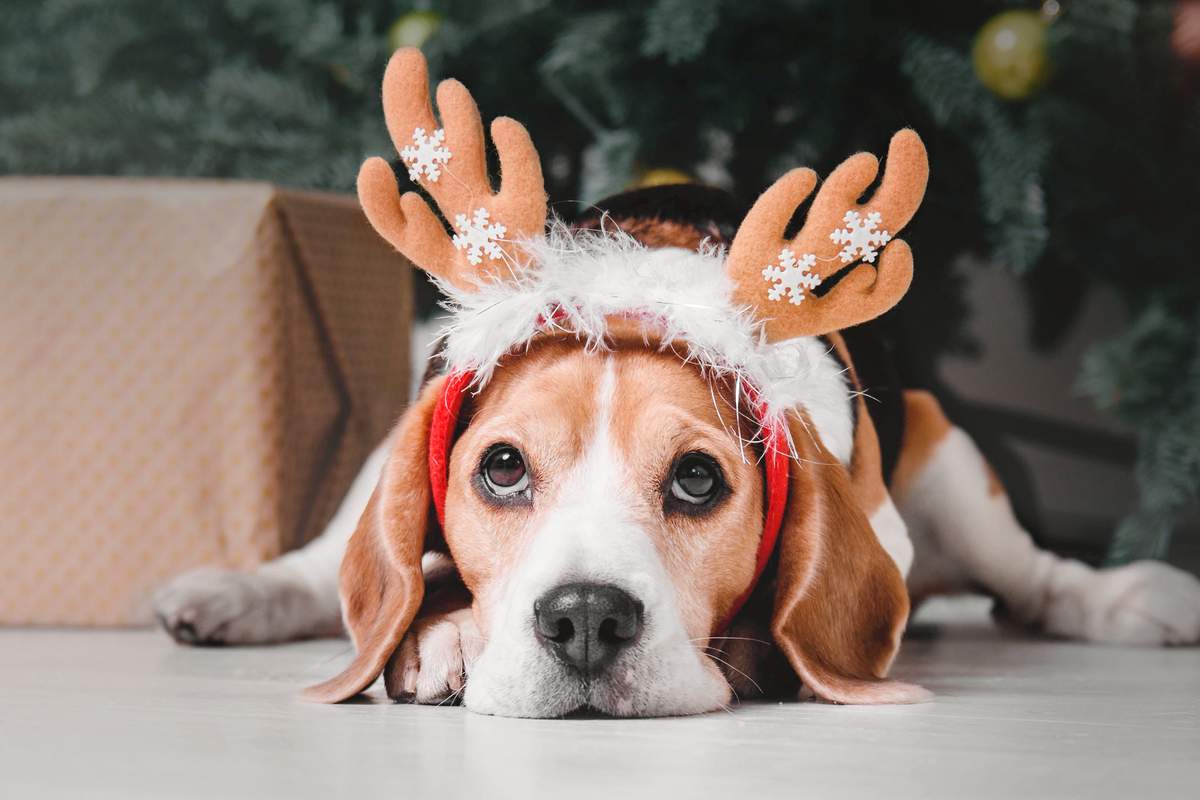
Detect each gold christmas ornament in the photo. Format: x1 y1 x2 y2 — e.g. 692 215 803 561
631 167 694 188
972 9 1051 100
387 10 442 52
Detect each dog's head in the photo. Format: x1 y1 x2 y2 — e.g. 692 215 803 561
306 49 929 716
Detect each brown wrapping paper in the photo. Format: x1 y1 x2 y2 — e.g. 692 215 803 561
0 178 412 625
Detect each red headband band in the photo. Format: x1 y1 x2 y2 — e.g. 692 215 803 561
427 369 789 632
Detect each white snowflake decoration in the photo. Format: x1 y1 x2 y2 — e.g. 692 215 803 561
400 127 452 183
830 210 891 264
762 248 822 305
452 208 507 265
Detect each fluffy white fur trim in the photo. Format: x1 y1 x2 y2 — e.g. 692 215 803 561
434 224 854 464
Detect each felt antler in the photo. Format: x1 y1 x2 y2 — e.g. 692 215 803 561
727 129 928 341
357 48 548 291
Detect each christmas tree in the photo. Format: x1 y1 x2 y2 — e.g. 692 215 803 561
3 0 1197 562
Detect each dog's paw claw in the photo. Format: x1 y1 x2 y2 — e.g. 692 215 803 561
156 611 200 645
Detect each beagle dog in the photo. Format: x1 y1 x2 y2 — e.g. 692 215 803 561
155 50 1200 717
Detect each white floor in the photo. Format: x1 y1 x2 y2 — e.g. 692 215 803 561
2 598 1198 800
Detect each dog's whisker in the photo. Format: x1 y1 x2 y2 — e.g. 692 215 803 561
703 651 764 696
436 681 468 708
692 636 772 646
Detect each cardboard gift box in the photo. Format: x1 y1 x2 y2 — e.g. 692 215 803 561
0 178 413 625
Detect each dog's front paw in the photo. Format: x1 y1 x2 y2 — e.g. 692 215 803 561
154 568 301 646
385 608 484 704
1043 561 1200 646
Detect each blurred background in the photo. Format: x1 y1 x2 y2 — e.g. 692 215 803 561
3 0 1199 624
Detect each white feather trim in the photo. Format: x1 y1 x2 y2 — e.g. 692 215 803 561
433 222 854 465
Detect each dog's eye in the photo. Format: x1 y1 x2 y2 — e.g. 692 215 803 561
481 445 530 498
669 453 722 507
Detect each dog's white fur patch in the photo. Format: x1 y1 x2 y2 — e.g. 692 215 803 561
435 224 855 465
464 359 731 717
869 496 913 578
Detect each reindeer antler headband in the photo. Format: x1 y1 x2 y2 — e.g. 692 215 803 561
361 48 926 367
359 45 930 424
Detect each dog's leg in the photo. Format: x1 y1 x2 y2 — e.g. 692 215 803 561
155 442 387 645
893 391 1200 646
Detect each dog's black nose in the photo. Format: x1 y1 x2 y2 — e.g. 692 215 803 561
534 583 643 674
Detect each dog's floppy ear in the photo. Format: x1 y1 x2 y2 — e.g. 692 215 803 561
303 375 447 703
771 412 929 704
